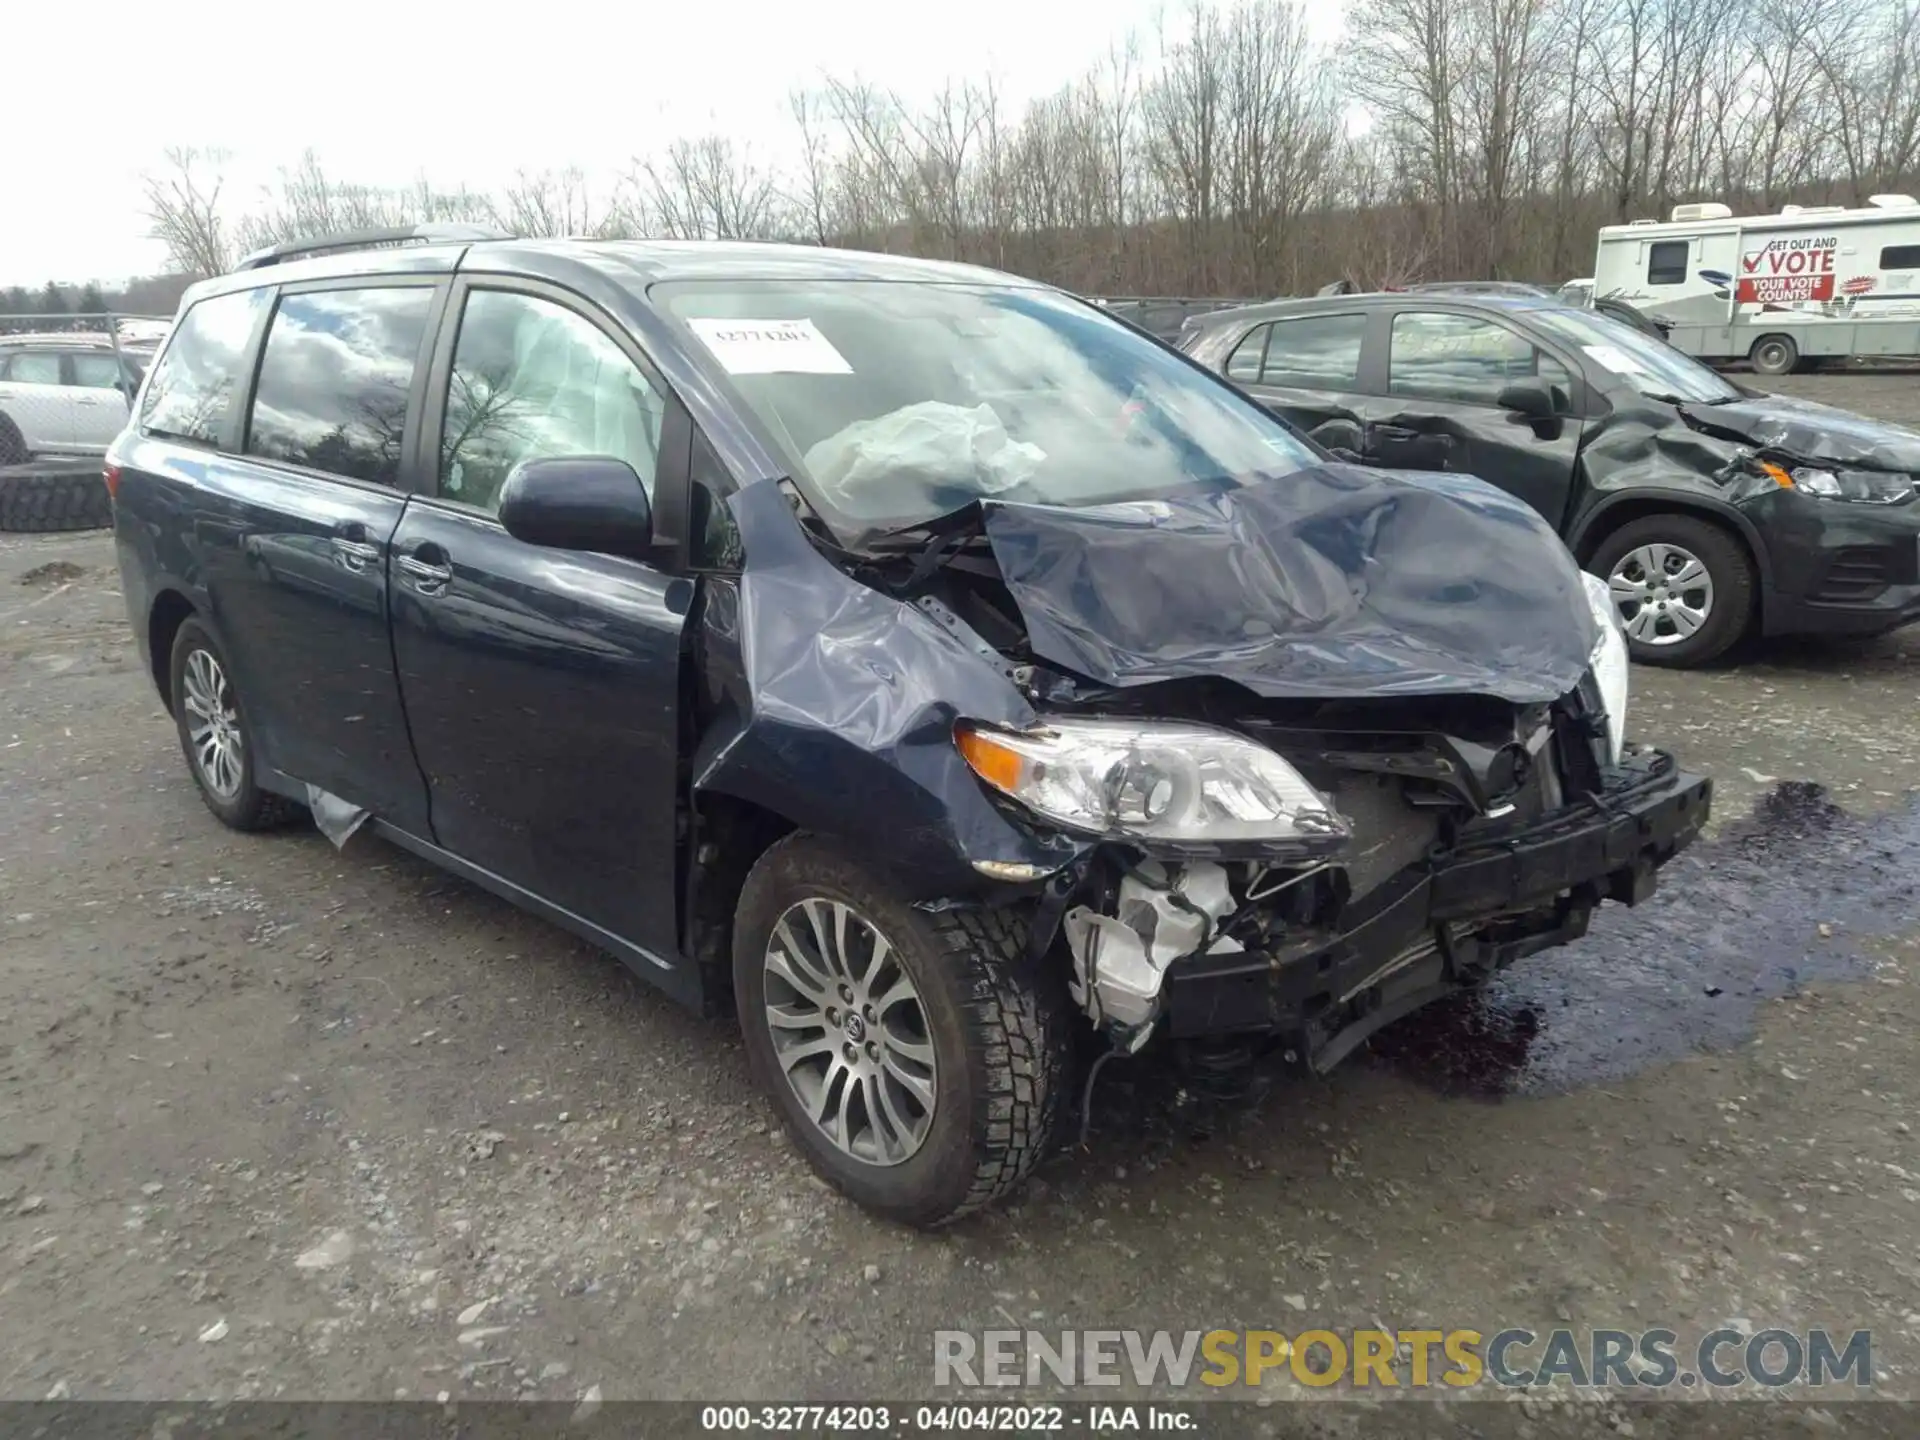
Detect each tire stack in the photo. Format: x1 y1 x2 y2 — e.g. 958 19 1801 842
0 460 113 533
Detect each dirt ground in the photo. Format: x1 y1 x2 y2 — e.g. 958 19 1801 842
3 373 1920 1435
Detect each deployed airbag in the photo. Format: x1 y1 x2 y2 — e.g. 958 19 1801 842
804 401 1046 511
980 463 1600 702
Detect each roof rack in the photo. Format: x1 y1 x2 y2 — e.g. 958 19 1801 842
235 224 515 272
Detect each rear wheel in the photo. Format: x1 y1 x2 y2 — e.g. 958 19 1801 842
168 618 303 831
1750 333 1799 376
1590 514 1755 667
732 835 1072 1227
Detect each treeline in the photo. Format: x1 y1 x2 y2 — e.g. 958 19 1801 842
2 276 195 319
141 0 1920 295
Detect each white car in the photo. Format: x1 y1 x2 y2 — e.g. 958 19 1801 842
0 336 143 465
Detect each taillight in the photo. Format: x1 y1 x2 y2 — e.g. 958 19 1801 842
103 463 121 500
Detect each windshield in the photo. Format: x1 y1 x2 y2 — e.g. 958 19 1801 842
1532 305 1741 404
651 279 1320 535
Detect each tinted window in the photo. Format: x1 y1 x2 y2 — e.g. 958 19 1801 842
141 288 267 446
70 353 123 389
1262 314 1365 387
1880 244 1920 269
246 288 434 486
6 353 59 384
439 289 667 515
1647 240 1689 285
1389 312 1566 406
1226 325 1268 381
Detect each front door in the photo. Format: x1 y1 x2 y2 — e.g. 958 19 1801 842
388 280 690 961
1361 308 1585 532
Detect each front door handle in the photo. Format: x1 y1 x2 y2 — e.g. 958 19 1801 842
397 550 453 594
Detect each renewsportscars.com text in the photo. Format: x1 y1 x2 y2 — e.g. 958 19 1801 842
933 1327 1873 1391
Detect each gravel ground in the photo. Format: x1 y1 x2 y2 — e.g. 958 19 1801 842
2 373 1919 1436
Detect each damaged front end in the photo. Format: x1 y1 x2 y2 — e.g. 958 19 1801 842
846 467 1711 1072
960 672 1708 1070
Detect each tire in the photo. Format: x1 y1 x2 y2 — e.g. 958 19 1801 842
0 414 27 467
1750 333 1799 376
732 834 1072 1227
167 618 304 832
0 463 112 533
1590 514 1755 668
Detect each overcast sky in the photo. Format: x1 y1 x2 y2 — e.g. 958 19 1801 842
7 0 1350 288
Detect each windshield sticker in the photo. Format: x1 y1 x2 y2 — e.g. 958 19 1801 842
686 318 852 375
1582 343 1655 377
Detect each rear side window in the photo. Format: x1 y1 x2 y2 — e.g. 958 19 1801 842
141 288 267 446
1880 244 1920 270
1389 311 1563 406
6 353 60 384
246 287 435 487
1262 314 1366 388
70 354 123 389
1647 240 1689 285
1225 325 1268 381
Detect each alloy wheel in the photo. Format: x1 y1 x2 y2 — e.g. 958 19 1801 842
1607 542 1714 646
761 898 937 1166
181 648 245 798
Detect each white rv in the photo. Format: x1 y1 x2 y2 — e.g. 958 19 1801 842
1591 195 1920 373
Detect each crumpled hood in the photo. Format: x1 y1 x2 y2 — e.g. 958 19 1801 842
979 463 1600 703
1680 394 1920 472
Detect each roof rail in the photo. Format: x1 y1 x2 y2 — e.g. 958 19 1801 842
235 224 515 272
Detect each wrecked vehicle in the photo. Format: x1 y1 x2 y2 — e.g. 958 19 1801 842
1181 292 1920 665
109 228 1711 1227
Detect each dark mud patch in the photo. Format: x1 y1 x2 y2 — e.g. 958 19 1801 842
18 560 86 586
1370 780 1920 1097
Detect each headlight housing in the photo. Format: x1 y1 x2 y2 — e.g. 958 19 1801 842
956 717 1349 850
1581 571 1629 765
1789 467 1915 505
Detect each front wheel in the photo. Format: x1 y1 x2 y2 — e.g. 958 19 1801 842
1590 515 1755 667
732 835 1072 1227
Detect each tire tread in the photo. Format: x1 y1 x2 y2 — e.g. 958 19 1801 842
0 466 112 533
926 905 1073 1224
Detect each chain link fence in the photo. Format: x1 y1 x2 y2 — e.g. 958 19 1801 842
0 311 171 531
1088 296 1267 341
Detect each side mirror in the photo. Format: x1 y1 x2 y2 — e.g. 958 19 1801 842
497 456 654 558
1495 382 1555 419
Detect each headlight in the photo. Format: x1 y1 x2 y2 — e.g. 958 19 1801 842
955 717 1349 849
1789 467 1915 504
1581 572 1629 765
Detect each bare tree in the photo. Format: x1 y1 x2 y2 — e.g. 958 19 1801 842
144 147 234 277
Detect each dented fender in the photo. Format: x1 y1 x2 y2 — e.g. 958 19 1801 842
690 479 1088 901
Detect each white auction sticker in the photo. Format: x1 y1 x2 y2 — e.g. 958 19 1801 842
686 317 853 375
1582 343 1651 377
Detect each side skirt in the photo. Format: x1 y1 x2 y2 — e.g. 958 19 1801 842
369 819 706 1013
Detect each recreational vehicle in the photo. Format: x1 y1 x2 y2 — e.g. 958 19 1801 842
1592 196 1920 372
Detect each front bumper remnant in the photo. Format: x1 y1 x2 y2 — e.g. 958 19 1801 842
1161 749 1711 1069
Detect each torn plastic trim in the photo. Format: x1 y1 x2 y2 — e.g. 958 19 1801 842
305 783 372 849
